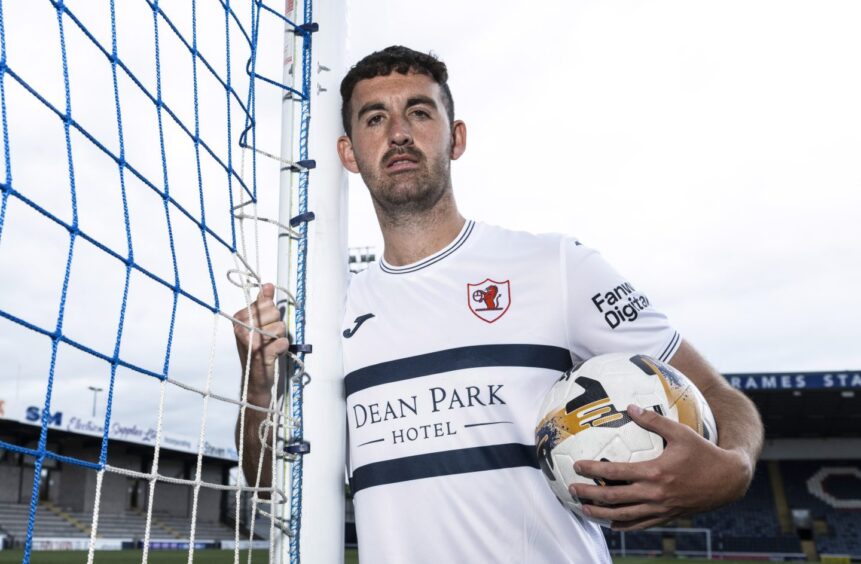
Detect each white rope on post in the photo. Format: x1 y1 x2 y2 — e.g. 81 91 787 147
274 0 301 560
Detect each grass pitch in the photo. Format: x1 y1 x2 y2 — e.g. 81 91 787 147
0 550 816 563
0 550 276 563
615 559 813 564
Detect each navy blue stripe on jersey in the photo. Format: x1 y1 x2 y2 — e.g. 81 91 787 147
345 344 573 397
658 330 680 361
380 220 475 274
350 442 538 493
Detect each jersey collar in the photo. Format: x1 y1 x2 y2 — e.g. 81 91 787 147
379 220 476 275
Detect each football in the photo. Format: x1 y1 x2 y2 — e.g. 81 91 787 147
534 353 718 525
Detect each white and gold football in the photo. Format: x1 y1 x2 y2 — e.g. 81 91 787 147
535 353 717 524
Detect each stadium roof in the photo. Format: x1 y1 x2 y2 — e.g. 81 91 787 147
0 419 237 466
726 371 861 438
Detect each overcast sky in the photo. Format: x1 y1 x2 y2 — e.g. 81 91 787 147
345 0 861 374
0 1 859 466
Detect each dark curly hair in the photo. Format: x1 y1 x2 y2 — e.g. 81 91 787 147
340 45 454 137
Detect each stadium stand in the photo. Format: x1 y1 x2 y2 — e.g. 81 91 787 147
782 460 861 558
0 502 86 540
604 527 662 555
0 501 238 545
603 463 803 558
3 371 860 559
686 463 802 555
603 459 861 560
0 420 256 549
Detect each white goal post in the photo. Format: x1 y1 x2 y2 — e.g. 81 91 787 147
274 0 348 563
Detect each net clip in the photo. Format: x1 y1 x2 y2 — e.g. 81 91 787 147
293 22 319 35
283 159 316 173
285 440 311 456
290 212 316 227
289 343 313 354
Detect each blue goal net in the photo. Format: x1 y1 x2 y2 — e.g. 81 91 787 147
0 1 315 562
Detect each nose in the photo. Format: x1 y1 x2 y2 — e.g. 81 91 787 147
388 115 412 147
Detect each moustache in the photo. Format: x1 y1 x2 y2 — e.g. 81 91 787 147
381 146 424 167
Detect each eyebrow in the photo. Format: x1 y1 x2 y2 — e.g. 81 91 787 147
357 102 387 121
356 96 439 121
405 96 438 111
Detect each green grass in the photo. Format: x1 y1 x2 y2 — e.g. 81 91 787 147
0 550 273 563
0 549 358 564
613 559 815 564
0 550 815 563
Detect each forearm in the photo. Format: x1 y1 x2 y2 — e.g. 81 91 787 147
703 383 763 476
669 340 764 495
231 283 291 499
235 392 274 497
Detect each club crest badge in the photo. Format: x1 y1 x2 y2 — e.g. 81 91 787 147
467 279 511 323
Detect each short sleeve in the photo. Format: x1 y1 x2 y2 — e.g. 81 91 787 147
560 238 681 363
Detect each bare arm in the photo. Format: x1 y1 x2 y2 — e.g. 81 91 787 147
233 283 290 497
669 339 763 491
572 339 764 529
235 390 274 496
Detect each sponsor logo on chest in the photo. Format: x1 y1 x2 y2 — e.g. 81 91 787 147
352 384 509 447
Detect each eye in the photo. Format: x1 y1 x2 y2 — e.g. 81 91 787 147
366 114 384 127
411 109 431 119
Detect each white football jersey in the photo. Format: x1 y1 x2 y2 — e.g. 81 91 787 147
342 220 681 563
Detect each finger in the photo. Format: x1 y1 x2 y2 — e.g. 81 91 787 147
272 336 290 355
261 337 290 362
570 483 651 507
240 336 290 369
258 282 275 302
574 459 654 484
627 404 685 442
260 320 288 339
246 321 288 351
252 306 284 329
240 297 282 327
580 501 666 525
234 289 279 327
234 311 280 342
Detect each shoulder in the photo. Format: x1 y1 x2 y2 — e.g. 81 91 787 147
475 222 615 280
346 264 373 296
473 221 581 263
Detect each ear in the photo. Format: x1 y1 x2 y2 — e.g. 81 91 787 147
337 135 360 174
450 120 467 161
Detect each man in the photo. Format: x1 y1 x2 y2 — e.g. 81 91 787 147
235 45 763 563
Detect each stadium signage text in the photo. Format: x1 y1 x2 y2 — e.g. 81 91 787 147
15 405 238 461
726 372 861 391
30 537 123 551
25 406 63 426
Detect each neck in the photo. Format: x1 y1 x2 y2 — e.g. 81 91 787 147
377 191 465 267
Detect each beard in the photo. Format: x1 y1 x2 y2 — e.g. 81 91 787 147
358 146 451 221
